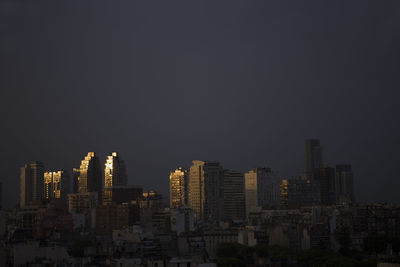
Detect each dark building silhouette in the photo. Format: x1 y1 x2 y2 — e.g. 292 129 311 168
305 139 323 173
336 164 355 204
280 177 321 208
313 167 336 205
222 169 245 221
20 162 45 207
72 168 80 194
102 185 143 205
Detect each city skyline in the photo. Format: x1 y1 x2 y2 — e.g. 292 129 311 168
1 1 399 265
17 139 355 208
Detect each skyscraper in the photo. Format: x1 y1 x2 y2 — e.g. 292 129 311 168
78 152 102 197
305 139 323 173
222 169 245 221
335 164 355 204
103 152 128 205
104 152 127 188
313 167 336 205
169 167 188 208
44 170 70 201
245 167 280 217
188 160 223 222
20 161 45 207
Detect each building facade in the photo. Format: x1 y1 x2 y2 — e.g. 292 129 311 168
188 160 223 222
280 177 321 208
305 139 323 173
245 167 280 217
104 152 127 188
102 185 143 205
78 152 102 201
222 169 245 221
335 164 355 204
67 192 98 214
169 168 188 208
44 170 70 201
313 167 336 205
20 162 45 207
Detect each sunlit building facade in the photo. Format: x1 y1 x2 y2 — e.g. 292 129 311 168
20 161 45 207
188 160 223 222
44 170 70 201
169 168 188 208
104 152 127 188
78 152 102 197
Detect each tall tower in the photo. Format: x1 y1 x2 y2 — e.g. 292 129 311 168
313 167 336 205
244 167 280 217
104 152 127 188
188 160 223 222
222 169 245 221
44 170 70 201
78 152 102 195
103 152 128 205
335 164 355 204
20 161 44 207
169 167 188 208
305 139 323 173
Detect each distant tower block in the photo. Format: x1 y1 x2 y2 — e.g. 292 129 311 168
78 152 102 203
169 167 188 208
305 139 323 172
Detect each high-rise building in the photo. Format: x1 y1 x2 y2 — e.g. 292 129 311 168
280 177 320 208
188 160 223 222
169 167 188 208
305 139 323 173
78 152 102 198
245 167 280 217
313 167 336 205
44 170 70 201
335 164 355 204
104 152 127 188
222 169 245 221
20 161 45 207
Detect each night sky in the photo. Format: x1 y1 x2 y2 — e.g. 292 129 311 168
1 1 399 208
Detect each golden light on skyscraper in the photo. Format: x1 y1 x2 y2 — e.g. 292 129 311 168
169 167 187 208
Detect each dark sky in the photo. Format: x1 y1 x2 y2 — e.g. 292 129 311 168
1 0 399 208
